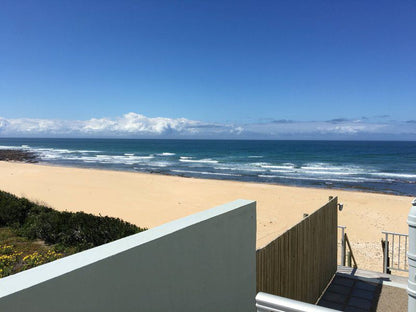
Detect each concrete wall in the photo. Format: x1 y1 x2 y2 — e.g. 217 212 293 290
0 200 256 312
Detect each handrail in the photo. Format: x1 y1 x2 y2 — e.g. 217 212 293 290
344 233 357 268
382 231 408 273
382 231 408 237
256 292 339 312
338 226 346 266
338 226 357 268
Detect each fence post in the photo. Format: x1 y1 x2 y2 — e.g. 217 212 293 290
407 198 416 312
382 235 390 274
341 227 346 266
347 251 351 267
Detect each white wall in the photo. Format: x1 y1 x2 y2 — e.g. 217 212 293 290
0 199 256 312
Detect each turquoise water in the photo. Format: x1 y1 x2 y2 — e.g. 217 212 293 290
0 138 415 196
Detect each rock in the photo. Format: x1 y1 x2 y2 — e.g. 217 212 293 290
0 150 38 162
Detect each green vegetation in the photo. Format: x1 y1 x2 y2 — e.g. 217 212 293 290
0 190 146 278
0 227 66 277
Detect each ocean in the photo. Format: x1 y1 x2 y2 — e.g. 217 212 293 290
0 138 415 196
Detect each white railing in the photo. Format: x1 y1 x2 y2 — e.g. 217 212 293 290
338 225 357 268
382 231 409 273
338 225 346 266
255 292 338 312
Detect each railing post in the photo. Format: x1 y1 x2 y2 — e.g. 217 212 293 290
383 233 388 274
341 227 346 266
407 198 416 312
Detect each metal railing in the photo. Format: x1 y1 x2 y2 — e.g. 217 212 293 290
255 292 338 312
338 226 357 268
338 226 346 266
382 231 408 273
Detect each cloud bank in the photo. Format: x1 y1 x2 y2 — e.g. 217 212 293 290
0 112 415 140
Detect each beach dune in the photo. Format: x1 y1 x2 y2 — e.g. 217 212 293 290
0 161 412 272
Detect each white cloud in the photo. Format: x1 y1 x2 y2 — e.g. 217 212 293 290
241 119 416 139
0 112 415 139
0 118 9 130
0 113 242 138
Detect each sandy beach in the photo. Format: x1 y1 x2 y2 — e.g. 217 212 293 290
0 161 412 272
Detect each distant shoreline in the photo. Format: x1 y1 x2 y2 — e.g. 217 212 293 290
0 149 412 197
0 138 415 197
1 137 415 142
40 162 412 197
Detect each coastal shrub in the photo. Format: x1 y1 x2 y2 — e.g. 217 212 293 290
0 191 34 227
20 210 141 250
0 190 145 251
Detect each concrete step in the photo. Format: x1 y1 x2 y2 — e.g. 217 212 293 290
337 265 407 290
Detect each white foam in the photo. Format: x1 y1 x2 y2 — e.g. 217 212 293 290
136 155 154 159
171 169 240 177
370 172 416 179
69 154 155 165
12 146 102 155
149 161 169 167
251 162 267 166
259 172 384 183
179 158 219 164
301 163 365 173
248 155 263 158
78 156 99 162
214 166 267 173
299 170 357 176
41 153 60 159
36 148 73 153
158 152 176 156
269 169 295 174
0 145 26 150
251 162 295 170
258 174 279 178
76 150 101 153
261 165 295 170
281 175 383 183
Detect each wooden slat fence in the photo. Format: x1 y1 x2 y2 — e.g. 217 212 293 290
256 196 338 304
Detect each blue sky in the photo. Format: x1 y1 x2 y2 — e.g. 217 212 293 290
0 1 415 139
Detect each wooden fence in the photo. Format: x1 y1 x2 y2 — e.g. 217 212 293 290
256 197 338 304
